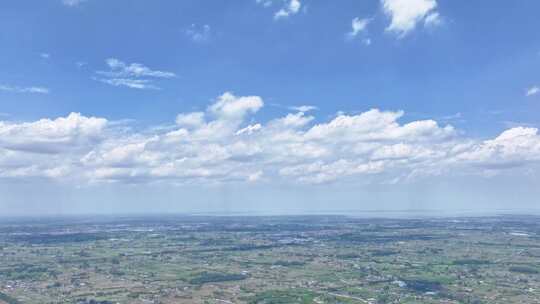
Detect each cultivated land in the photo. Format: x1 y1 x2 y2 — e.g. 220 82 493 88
1 214 540 303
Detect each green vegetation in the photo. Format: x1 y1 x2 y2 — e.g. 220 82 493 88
452 259 491 265
272 260 305 266
402 278 443 293
188 271 247 285
370 249 400 256
0 215 539 303
2 264 57 280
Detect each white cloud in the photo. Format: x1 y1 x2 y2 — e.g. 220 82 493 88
454 127 540 169
185 24 211 43
303 109 454 142
98 58 176 78
40 53 50 59
0 112 106 154
98 78 160 90
274 0 301 19
347 17 371 39
0 85 49 94
271 112 313 128
289 105 317 112
1 92 539 185
526 86 539 97
95 58 175 90
176 112 205 128
96 78 159 90
381 0 440 37
236 124 262 135
208 92 263 120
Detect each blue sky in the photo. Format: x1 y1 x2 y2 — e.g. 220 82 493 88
0 0 539 215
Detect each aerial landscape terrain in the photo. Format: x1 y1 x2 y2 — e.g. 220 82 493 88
1 214 540 304
1 1 540 303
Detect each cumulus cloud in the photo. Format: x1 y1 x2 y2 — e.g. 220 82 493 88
274 0 301 19
0 85 49 94
0 92 538 185
381 0 441 37
0 113 107 154
271 112 314 129
208 92 264 120
454 127 540 169
95 58 175 90
176 112 206 128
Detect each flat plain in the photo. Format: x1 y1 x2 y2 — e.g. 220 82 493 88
1 214 539 303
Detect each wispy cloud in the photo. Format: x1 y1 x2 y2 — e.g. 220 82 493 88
0 85 49 94
256 0 273 8
95 58 176 90
440 112 462 120
274 0 301 19
256 0 302 20
346 17 372 45
424 11 442 27
97 58 176 79
95 78 159 90
270 103 318 112
62 0 86 6
439 112 465 124
526 86 539 97
185 24 211 43
347 17 371 39
289 105 318 112
40 53 50 59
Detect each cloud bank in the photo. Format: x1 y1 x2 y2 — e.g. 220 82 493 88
0 92 538 185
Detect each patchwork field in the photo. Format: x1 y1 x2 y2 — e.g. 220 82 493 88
1 215 539 303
